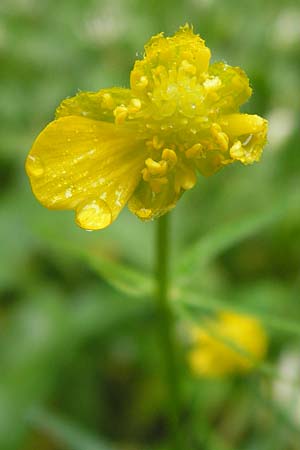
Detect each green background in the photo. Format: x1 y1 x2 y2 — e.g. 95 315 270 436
0 0 300 448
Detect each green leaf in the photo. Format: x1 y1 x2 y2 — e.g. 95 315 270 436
28 408 117 450
175 192 300 284
39 233 154 298
79 249 154 298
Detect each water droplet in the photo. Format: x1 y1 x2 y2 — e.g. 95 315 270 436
137 208 152 219
75 198 112 230
65 188 73 199
26 155 44 177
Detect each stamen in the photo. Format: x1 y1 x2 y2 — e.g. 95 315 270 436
136 75 149 89
185 143 203 159
145 158 168 176
162 148 177 166
153 135 164 150
101 93 114 109
129 98 142 113
113 105 128 124
229 140 243 159
211 123 229 152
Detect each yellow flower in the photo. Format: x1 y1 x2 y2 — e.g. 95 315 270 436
26 25 268 230
189 312 267 377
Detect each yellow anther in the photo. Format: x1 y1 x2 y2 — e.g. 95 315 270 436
153 135 164 150
185 143 203 159
174 167 197 193
216 131 229 151
113 105 128 124
129 98 142 112
210 123 220 134
161 149 177 170
145 158 168 176
180 59 197 75
142 167 151 182
137 75 149 89
203 76 222 91
162 148 177 165
211 124 229 151
101 93 114 109
181 169 197 190
230 140 243 159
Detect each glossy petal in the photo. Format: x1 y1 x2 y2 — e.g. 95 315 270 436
196 151 227 177
26 116 145 230
208 62 252 113
128 179 181 221
220 113 268 164
56 88 132 123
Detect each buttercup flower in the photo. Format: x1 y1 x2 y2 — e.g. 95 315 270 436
189 312 267 377
26 25 268 230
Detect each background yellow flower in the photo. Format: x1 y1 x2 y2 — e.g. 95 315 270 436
189 312 268 377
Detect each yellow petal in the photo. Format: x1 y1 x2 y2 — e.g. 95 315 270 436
189 312 267 377
26 116 145 230
220 113 268 164
219 113 266 136
196 151 226 177
56 87 132 123
128 179 181 221
208 62 252 112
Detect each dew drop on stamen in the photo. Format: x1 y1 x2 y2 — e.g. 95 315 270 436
75 198 112 230
26 155 44 177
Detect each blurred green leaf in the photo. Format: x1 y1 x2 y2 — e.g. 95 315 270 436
28 408 117 450
175 191 300 284
53 240 154 298
0 286 149 449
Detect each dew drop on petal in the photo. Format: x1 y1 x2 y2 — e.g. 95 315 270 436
26 155 44 177
75 198 112 230
137 208 152 219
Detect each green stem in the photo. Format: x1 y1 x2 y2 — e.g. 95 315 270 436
155 214 183 449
